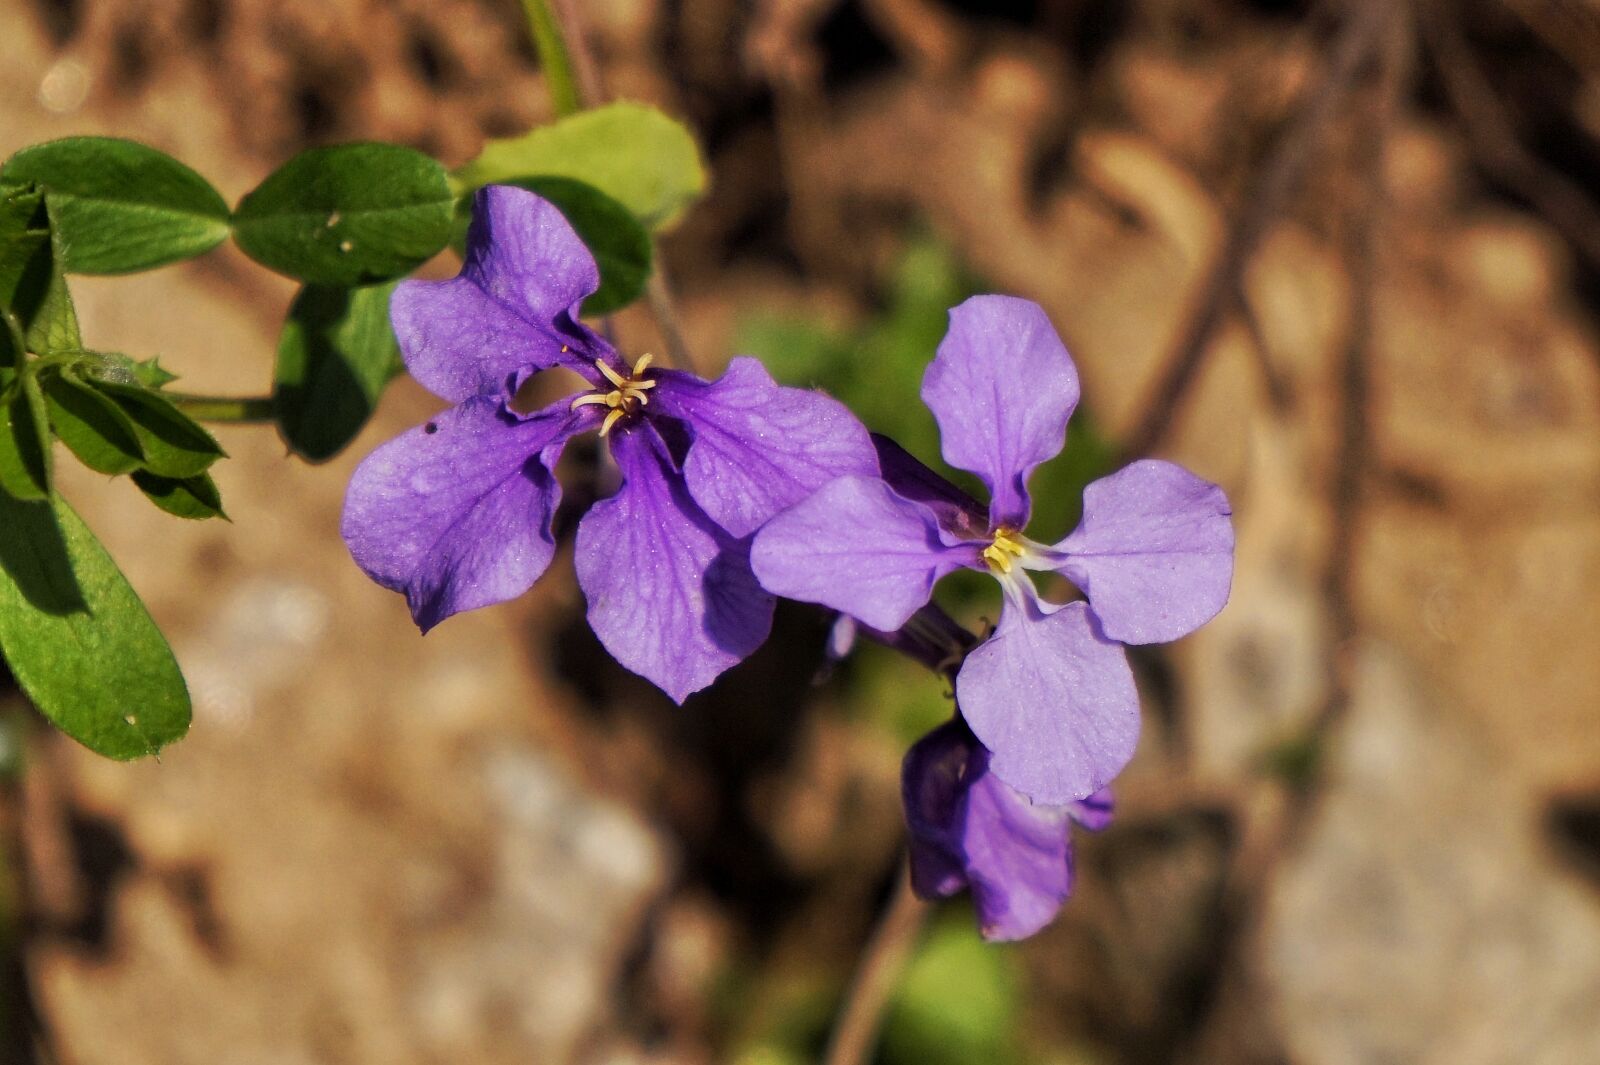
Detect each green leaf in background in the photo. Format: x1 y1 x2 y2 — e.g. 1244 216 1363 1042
454 102 707 230
0 138 231 274
0 187 81 354
41 371 144 475
131 470 225 521
492 176 651 315
0 375 51 501
233 144 455 286
0 491 190 758
273 282 401 462
880 915 1025 1065
94 379 224 479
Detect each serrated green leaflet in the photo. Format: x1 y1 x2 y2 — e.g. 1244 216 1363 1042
514 177 651 315
0 188 81 354
42 371 144 475
0 492 190 758
454 102 707 230
131 470 225 520
95 380 224 478
233 144 455 285
0 138 231 274
273 282 400 462
0 375 51 501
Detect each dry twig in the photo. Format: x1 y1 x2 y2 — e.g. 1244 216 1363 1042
1119 0 1394 461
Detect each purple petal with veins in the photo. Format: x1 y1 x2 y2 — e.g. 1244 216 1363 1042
921 296 1079 529
392 185 611 402
575 423 774 702
651 357 878 538
341 394 583 631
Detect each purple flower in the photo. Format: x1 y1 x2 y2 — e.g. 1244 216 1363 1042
752 295 1234 802
341 185 876 701
904 717 1112 941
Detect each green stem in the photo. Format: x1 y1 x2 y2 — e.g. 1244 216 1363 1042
168 393 276 424
1 313 26 372
520 0 582 117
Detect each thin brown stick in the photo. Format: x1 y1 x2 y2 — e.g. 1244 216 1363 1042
1314 2 1408 740
821 866 929 1065
1423 2 1600 271
544 0 701 373
1119 0 1392 461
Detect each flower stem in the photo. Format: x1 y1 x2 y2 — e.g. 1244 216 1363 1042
524 0 702 374
519 0 581 117
822 866 929 1065
168 393 276 424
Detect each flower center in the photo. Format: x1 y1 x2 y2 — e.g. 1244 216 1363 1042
569 352 657 436
982 528 1028 575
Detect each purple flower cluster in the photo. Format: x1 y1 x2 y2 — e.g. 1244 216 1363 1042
341 185 1234 940
341 186 877 701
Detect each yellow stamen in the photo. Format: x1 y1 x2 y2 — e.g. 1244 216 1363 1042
575 352 658 435
981 529 1028 575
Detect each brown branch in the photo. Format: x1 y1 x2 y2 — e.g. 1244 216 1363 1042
1423 1 1600 272
821 866 929 1065
1314 2 1409 740
1118 0 1394 461
545 0 701 373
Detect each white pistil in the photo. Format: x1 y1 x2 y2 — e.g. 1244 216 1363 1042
569 353 658 437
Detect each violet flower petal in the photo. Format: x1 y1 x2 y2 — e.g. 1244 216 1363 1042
575 423 774 703
901 719 1080 942
391 185 608 403
1049 459 1235 644
962 755 1078 942
871 434 989 540
749 476 981 632
1068 788 1115 832
957 598 1139 804
902 719 973 899
651 358 878 538
341 395 580 632
921 296 1080 529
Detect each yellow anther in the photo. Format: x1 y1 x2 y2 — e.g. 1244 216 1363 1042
981 529 1028 575
575 353 657 434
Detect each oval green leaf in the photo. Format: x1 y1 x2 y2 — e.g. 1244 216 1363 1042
131 470 225 521
0 138 231 274
0 491 190 758
273 282 401 462
453 102 707 231
0 375 52 501
233 144 455 285
43 371 144 475
95 380 224 479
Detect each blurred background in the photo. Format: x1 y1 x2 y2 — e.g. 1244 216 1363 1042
3 0 1600 1062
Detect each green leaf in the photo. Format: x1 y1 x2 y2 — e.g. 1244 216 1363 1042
454 102 707 230
488 177 651 315
41 371 144 475
131 470 225 521
0 138 231 274
233 144 455 285
0 376 51 501
95 380 224 478
0 491 190 758
273 282 401 462
0 187 81 353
